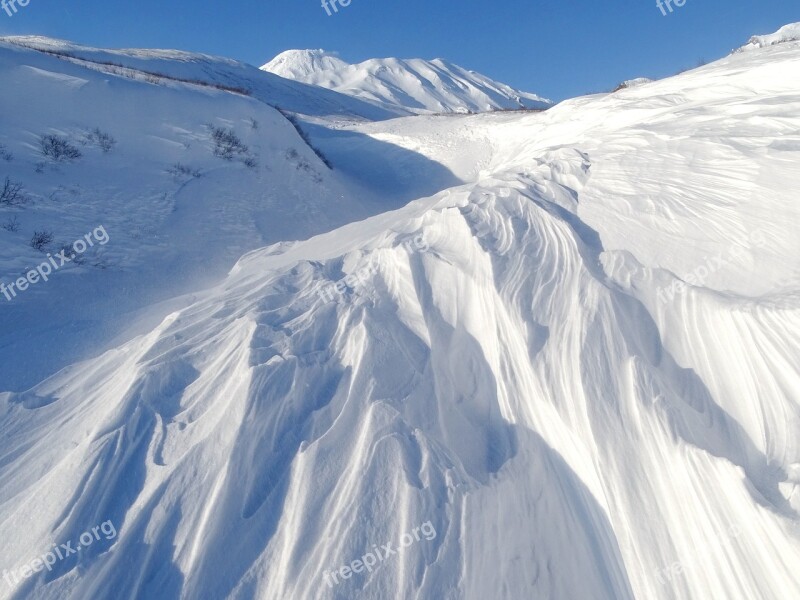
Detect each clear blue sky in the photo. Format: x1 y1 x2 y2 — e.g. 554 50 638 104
0 0 797 100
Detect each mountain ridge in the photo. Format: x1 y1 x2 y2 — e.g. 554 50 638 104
262 49 552 114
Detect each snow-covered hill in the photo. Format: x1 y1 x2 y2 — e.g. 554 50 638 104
1 37 403 120
0 36 414 391
1 24 800 600
262 49 552 114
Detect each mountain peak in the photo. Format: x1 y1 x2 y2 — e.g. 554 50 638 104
261 50 551 114
262 49 349 79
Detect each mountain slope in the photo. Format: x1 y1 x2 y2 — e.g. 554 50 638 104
0 37 403 120
262 49 552 114
1 25 800 600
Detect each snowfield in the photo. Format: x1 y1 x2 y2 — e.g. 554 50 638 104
0 23 799 600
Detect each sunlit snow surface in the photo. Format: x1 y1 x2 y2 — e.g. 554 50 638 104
737 23 800 51
0 27 799 600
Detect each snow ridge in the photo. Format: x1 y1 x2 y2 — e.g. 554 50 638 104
736 22 800 52
0 36 403 120
262 50 552 114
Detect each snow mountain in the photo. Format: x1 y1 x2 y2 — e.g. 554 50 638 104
262 49 552 114
1 24 799 600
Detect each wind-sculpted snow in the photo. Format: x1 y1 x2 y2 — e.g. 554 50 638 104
2 150 798 598
1 24 800 600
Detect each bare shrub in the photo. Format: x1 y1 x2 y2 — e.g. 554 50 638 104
209 126 249 160
278 110 332 169
167 163 202 178
2 216 19 232
57 241 86 264
40 135 82 162
0 177 27 206
86 128 117 153
30 230 53 251
284 148 324 183
4 42 251 95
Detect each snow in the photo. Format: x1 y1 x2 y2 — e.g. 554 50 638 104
262 50 552 114
614 77 654 91
1 23 799 600
0 36 402 120
263 49 350 80
0 38 404 390
737 22 800 52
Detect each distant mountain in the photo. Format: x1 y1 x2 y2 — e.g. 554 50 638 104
262 49 552 114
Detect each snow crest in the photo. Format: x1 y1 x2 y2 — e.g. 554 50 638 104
737 22 800 52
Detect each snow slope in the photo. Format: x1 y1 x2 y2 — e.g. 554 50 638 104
0 37 403 120
1 24 800 600
0 37 419 391
262 49 552 114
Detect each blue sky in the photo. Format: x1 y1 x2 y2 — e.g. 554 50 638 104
0 0 797 100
